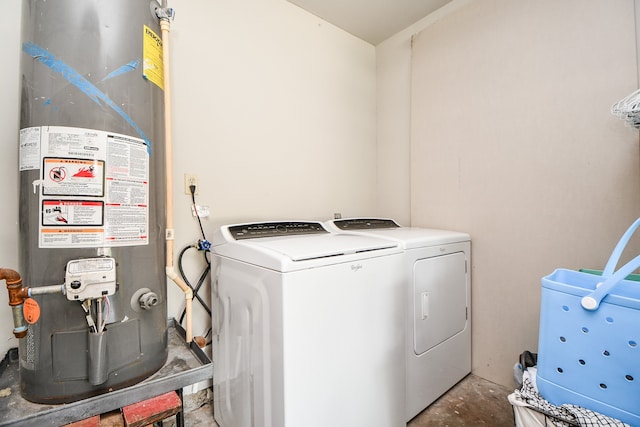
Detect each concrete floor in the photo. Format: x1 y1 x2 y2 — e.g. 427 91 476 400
176 374 515 426
407 374 515 426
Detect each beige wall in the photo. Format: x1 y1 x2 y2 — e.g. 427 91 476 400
410 0 640 387
375 31 412 225
0 0 377 358
376 1 472 225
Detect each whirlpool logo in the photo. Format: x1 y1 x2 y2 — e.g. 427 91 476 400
351 263 363 272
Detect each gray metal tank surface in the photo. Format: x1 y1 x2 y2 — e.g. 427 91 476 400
18 0 168 403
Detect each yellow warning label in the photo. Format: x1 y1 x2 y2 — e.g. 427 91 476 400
143 25 164 90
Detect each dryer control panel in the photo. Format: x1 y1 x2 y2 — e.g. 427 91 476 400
333 218 400 230
228 221 328 240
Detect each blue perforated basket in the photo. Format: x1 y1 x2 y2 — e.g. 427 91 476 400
537 219 640 426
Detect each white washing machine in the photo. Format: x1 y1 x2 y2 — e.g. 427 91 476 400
325 218 471 422
211 221 406 427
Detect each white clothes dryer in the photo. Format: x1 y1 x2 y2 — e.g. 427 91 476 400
325 218 471 421
211 221 406 427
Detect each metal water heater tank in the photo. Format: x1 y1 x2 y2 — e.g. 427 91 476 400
18 0 168 403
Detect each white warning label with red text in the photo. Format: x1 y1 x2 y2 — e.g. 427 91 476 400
42 200 104 226
42 158 105 196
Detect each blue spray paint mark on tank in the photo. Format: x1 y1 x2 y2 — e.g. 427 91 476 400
43 98 57 112
22 42 153 154
102 59 140 81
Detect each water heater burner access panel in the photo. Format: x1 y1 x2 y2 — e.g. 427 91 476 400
228 221 329 240
333 218 400 230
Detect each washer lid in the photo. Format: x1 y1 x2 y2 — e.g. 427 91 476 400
213 221 401 271
249 233 398 261
326 218 470 249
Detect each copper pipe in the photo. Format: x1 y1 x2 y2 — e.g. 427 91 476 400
1 268 29 338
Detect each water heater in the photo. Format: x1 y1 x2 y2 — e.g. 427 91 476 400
17 0 168 403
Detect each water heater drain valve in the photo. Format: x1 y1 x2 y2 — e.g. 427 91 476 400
65 258 117 301
130 287 160 312
139 290 159 310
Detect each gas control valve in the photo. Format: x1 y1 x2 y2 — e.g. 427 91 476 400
65 258 117 301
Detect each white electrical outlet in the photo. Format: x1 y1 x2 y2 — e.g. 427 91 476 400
184 173 199 195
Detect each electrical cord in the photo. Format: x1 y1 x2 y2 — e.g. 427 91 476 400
190 184 206 241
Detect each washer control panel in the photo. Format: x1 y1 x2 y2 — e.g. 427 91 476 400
333 218 400 230
229 221 328 240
